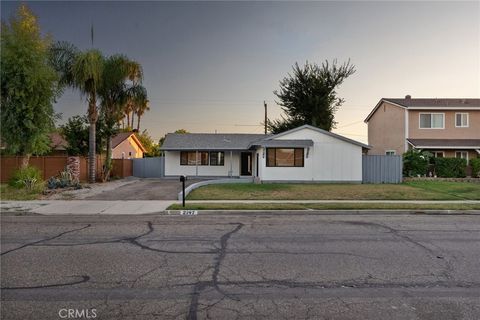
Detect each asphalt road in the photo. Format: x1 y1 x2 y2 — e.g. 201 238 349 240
1 212 480 320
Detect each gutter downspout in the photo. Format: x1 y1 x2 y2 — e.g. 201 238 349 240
229 151 233 177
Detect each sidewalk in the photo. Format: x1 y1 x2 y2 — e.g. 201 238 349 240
1 199 479 215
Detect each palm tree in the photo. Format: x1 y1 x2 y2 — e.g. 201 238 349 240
99 55 143 181
50 42 104 183
136 96 150 131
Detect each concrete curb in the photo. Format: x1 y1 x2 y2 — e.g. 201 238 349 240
178 178 253 201
165 209 480 215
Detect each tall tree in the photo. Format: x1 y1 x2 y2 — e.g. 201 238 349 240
1 4 59 167
50 42 104 183
268 60 355 134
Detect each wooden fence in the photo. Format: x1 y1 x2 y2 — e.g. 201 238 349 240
0 156 133 183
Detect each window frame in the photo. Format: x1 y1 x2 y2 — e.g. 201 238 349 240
180 151 209 166
433 151 445 158
419 113 445 129
385 150 396 156
209 151 225 166
266 148 304 167
455 151 469 163
455 113 469 128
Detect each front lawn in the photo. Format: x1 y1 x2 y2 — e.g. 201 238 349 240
187 181 480 201
0 184 43 200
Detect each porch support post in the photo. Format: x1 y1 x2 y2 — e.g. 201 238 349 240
196 150 198 177
229 151 233 177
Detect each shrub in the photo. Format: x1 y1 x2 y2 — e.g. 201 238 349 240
403 149 432 177
9 166 43 191
470 158 480 178
46 167 82 189
433 157 467 178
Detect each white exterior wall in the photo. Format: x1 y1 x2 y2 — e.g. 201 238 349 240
164 151 242 177
258 128 363 182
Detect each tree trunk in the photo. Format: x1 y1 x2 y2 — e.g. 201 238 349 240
137 115 141 131
131 111 135 129
103 135 112 182
88 96 98 184
126 113 130 129
20 154 31 168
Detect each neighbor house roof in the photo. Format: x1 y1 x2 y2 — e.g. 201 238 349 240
364 97 480 122
49 132 68 151
407 138 480 149
161 133 268 151
112 132 147 152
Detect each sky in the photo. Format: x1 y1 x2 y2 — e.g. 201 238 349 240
1 1 479 143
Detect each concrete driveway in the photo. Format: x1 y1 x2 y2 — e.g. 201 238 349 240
85 178 200 200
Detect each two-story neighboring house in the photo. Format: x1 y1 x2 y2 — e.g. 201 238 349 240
364 96 480 161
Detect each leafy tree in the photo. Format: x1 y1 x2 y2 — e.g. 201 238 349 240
60 115 107 157
1 4 59 166
268 60 355 134
50 41 104 183
135 130 158 157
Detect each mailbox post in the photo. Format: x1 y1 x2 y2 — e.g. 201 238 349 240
180 175 186 207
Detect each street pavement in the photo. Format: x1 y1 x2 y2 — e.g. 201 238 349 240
1 212 480 319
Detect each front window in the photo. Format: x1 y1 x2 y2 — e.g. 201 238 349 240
209 151 225 166
455 113 469 127
180 151 209 165
266 148 304 167
456 151 468 163
419 113 444 129
433 151 444 158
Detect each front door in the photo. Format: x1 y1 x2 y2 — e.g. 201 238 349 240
240 152 252 176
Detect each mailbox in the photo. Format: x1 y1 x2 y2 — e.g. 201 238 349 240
180 175 187 182
180 175 187 207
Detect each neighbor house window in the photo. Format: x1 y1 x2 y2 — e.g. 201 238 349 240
180 151 209 165
455 113 469 128
385 150 396 156
209 151 225 166
433 151 444 158
266 148 304 167
419 113 444 129
455 151 468 163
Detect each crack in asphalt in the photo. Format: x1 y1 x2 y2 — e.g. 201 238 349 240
0 224 91 256
1 275 90 290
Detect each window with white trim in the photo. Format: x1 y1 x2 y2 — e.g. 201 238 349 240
432 151 444 158
455 113 469 128
385 150 396 156
455 151 468 163
419 113 444 129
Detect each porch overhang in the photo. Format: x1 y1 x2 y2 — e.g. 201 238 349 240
249 139 314 148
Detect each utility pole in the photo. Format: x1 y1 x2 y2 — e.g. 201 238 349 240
264 101 268 134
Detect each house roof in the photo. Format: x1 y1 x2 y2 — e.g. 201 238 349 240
264 124 371 149
112 132 147 153
250 139 314 148
364 97 480 122
161 124 370 151
49 132 68 151
161 133 268 151
407 138 480 149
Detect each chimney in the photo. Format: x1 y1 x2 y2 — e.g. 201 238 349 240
405 95 411 99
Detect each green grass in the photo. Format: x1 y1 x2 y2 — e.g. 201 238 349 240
0 183 43 200
168 202 480 211
187 181 480 201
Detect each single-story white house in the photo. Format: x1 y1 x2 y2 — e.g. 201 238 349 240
161 125 370 182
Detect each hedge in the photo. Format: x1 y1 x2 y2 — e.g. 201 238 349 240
471 158 480 178
433 157 467 178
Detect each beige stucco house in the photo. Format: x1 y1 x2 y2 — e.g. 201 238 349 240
364 96 480 161
111 132 146 159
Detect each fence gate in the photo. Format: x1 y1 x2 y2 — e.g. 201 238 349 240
132 157 165 178
362 155 402 184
